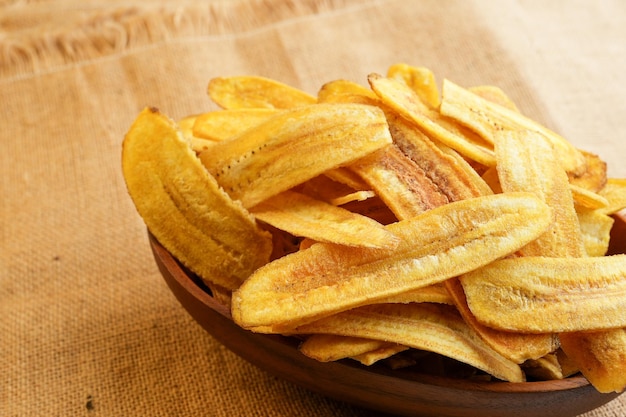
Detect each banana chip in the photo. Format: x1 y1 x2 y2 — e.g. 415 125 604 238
461 255 626 333
440 79 586 175
123 65 626 391
249 190 398 249
208 75 316 109
290 303 525 383
199 103 392 208
122 108 272 290
232 193 552 330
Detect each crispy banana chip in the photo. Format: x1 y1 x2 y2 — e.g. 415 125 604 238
386 112 493 201
568 150 607 192
349 144 449 220
208 75 316 109
522 353 564 381
599 178 626 215
368 73 496 167
560 329 626 393
199 103 392 208
386 63 440 108
577 207 614 257
440 79 586 175
468 85 519 112
570 183 610 210
461 255 626 333
445 278 559 364
192 108 279 142
351 344 410 366
495 129 583 257
122 108 272 290
290 303 525 383
300 334 390 362
231 193 552 330
249 190 399 249
317 79 378 103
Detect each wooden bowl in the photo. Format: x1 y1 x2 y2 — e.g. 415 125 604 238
149 211 626 417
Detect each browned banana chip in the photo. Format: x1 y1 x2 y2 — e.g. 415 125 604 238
461 255 626 333
231 193 552 330
349 144 449 220
249 190 399 249
122 108 272 291
495 129 583 257
440 79 586 175
199 103 392 208
522 354 564 381
386 112 493 201
208 75 316 109
290 303 525 383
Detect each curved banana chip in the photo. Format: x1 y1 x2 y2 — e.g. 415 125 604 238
122 107 272 290
232 192 552 331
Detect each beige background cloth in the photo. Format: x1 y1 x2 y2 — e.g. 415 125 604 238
2 0 626 415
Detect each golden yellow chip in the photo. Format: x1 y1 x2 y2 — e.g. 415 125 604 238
386 62 440 108
199 103 392 208
495 129 583 257
232 193 551 330
440 79 586 175
192 108 279 141
368 73 496 167
122 108 272 290
290 303 525 383
208 75 316 109
560 329 626 393
249 190 398 249
461 255 626 333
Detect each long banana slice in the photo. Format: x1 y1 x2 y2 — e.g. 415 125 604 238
495 129 583 257
367 73 496 167
349 144 449 220
249 190 399 249
231 192 552 330
122 107 273 290
386 63 440 108
445 278 559 363
461 255 626 333
386 112 493 201
192 108 279 141
440 79 586 175
560 329 626 393
199 103 393 208
207 75 316 109
289 303 525 383
299 334 391 362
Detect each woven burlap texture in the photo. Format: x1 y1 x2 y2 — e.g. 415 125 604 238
2 0 626 416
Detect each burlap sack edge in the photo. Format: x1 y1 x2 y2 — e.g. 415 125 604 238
0 0 369 80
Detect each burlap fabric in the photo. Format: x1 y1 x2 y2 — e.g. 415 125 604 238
2 0 626 415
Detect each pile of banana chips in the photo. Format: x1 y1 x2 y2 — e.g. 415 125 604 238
122 63 626 393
